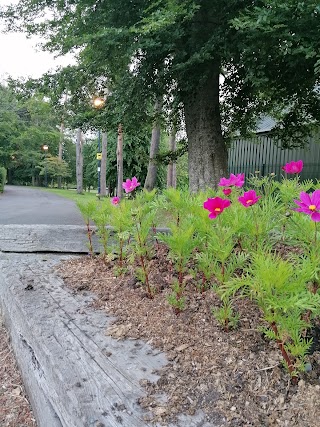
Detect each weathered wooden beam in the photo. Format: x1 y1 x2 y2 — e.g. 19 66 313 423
0 254 167 427
0 225 102 253
0 225 170 253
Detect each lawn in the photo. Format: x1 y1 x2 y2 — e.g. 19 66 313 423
40 187 99 204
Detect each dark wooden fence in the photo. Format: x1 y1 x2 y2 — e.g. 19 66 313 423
228 134 320 181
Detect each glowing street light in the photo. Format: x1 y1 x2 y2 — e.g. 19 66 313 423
93 97 105 196
42 144 49 187
93 97 105 109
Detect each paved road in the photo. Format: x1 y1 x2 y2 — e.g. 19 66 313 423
0 186 84 225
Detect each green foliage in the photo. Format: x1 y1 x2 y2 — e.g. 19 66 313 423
167 278 186 314
160 216 197 284
73 177 320 380
225 251 320 375
129 190 158 297
2 0 319 195
77 199 98 225
110 199 133 271
212 299 239 332
39 156 71 186
0 167 6 192
92 200 113 259
0 84 74 186
77 199 99 254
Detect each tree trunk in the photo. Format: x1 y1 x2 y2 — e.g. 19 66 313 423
57 121 64 189
144 99 162 191
100 132 108 196
76 128 83 194
183 63 228 192
166 128 177 188
116 124 123 199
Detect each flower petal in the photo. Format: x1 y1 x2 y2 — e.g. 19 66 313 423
208 211 219 219
203 198 215 211
311 189 320 208
310 212 320 222
299 192 311 206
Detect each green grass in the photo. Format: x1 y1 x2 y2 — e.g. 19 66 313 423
40 187 100 203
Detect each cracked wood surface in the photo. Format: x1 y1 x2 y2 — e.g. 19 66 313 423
0 225 100 253
0 254 165 427
0 225 170 253
0 253 210 427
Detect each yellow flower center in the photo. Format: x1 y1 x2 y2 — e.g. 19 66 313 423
246 199 253 204
215 207 221 212
309 204 317 211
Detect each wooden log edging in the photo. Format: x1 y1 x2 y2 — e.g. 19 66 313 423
0 253 167 427
0 225 171 253
0 225 99 253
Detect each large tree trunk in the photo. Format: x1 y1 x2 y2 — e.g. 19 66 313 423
116 124 123 199
144 99 162 191
76 128 83 194
100 132 108 196
184 64 227 192
166 128 177 188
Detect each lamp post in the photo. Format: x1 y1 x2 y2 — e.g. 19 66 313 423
42 144 49 187
93 97 105 197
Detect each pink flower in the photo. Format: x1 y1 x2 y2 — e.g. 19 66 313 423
218 173 245 188
223 188 232 196
282 160 303 174
122 176 140 193
293 190 320 222
111 196 120 205
203 197 231 219
238 190 261 207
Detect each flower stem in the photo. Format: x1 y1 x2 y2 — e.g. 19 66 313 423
135 222 152 298
251 206 259 252
270 321 298 384
86 221 93 255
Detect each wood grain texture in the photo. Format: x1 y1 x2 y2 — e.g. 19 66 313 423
0 225 99 253
0 254 165 427
0 225 170 254
0 253 211 427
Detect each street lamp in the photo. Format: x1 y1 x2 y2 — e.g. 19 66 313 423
93 97 105 109
93 97 105 197
42 144 49 187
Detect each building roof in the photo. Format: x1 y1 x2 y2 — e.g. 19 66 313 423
256 116 277 134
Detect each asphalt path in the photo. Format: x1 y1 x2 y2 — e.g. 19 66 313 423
0 186 84 225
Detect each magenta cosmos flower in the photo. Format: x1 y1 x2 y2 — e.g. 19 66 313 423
203 197 231 219
219 173 245 188
223 188 232 196
238 190 261 207
122 176 140 193
111 196 120 205
282 160 303 174
293 190 320 222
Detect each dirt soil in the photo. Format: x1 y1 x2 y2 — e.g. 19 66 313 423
57 247 320 427
0 317 37 427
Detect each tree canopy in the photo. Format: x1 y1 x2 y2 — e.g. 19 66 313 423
0 84 74 186
1 0 319 190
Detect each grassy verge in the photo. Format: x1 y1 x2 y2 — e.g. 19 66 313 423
41 187 99 203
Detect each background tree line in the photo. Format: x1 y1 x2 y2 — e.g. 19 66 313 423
0 0 319 192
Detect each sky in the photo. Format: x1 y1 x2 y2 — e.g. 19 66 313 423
0 0 75 81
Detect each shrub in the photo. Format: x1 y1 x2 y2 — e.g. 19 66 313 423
0 167 6 193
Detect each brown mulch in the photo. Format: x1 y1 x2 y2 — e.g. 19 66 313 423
0 318 37 427
56 247 320 427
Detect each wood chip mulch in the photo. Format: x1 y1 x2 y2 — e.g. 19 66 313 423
56 245 320 427
0 318 37 427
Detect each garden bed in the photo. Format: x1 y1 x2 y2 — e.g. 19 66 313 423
57 251 320 427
